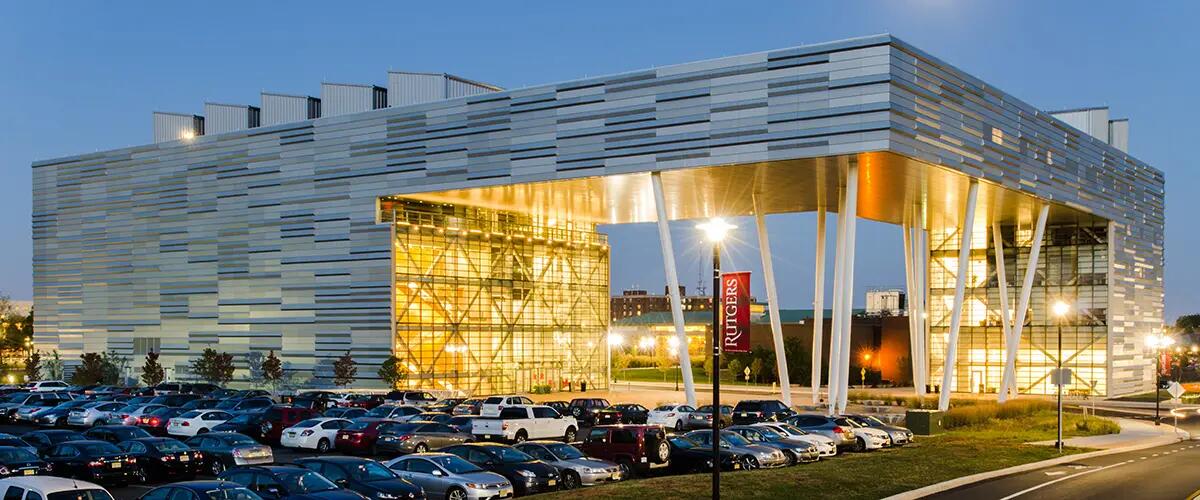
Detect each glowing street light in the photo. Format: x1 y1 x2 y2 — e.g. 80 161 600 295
1146 331 1175 426
696 218 736 244
1051 300 1070 452
696 217 737 500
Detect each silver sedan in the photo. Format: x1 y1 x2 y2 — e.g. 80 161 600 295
684 429 790 469
515 441 622 489
386 452 514 500
727 425 820 464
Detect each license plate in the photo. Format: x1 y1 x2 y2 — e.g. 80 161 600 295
547 480 556 486
610 473 619 480
179 455 189 462
733 463 741 469
111 462 122 469
22 470 33 476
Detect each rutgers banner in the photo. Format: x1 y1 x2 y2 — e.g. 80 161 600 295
721 271 751 353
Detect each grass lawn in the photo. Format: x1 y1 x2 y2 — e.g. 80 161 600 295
1112 389 1171 402
542 411 1117 500
616 367 772 387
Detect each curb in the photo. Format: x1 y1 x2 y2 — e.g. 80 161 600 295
882 421 1191 500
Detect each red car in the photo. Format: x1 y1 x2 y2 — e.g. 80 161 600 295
334 418 398 455
138 407 188 436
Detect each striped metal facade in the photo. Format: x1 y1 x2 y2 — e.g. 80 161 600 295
32 35 1163 392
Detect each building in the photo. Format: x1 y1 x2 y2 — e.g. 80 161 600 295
610 286 746 321
32 35 1163 400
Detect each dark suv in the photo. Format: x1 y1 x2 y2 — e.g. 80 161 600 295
577 425 669 478
731 400 795 425
219 464 367 500
213 406 316 445
566 398 610 425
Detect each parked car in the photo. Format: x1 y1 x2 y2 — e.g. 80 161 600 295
425 398 465 414
478 396 534 418
334 419 399 455
138 480 257 500
294 457 425 500
343 395 385 410
515 441 621 489
0 477 113 500
30 400 92 427
25 381 70 393
384 391 439 408
726 425 819 465
218 464 366 500
750 422 838 457
663 435 743 473
543 402 569 416
834 416 890 451
376 422 473 455
21 430 86 455
784 414 857 450
844 414 914 446
0 435 37 456
116 437 203 482
208 389 239 400
445 417 479 435
287 395 331 414
213 406 317 445
684 430 789 469
227 390 272 400
68 402 126 427
593 404 648 425
646 404 694 431
0 393 67 423
564 398 609 425
147 394 202 407
215 397 274 415
167 410 235 437
180 398 222 411
386 452 512 500
108 404 168 426
279 418 352 453
0 446 48 478
450 399 483 416
41 440 137 485
440 443 560 496
137 407 188 436
84 425 153 445
684 404 733 430
148 382 191 395
184 432 273 475
731 400 796 425
14 396 70 423
472 405 578 443
577 425 670 478
324 407 367 420
365 405 424 422
409 413 453 425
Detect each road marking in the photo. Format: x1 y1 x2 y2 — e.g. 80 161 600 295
1044 471 1066 476
998 460 1131 500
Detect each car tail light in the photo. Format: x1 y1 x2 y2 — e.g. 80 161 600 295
398 435 412 441
161 456 174 462
140 417 150 424
150 417 161 426
181 421 190 426
502 423 509 431
301 430 314 437
125 457 137 464
88 460 104 468
666 413 675 417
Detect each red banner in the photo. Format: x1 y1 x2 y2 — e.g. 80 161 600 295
721 271 751 353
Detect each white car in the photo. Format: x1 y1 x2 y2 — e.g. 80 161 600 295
67 401 126 427
752 422 838 457
107 403 168 426
279 417 351 452
0 477 112 500
24 381 70 393
647 404 695 431
472 405 579 442
840 419 889 451
167 409 233 437
479 395 534 417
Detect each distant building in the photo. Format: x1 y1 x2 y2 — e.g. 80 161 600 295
865 289 906 317
610 286 719 321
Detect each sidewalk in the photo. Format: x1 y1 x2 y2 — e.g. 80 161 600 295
1028 417 1187 449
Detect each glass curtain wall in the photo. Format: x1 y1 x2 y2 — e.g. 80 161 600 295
383 199 610 395
927 215 1109 396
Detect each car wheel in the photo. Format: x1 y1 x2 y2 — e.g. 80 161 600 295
198 428 209 435
514 430 528 443
134 467 148 483
571 407 583 418
562 470 581 490
616 459 635 478
743 456 759 470
653 441 670 464
210 460 225 476
446 487 467 500
564 427 577 443
317 438 330 453
94 420 105 427
673 419 684 431
854 437 867 452
56 417 67 427
414 443 428 453
782 450 797 466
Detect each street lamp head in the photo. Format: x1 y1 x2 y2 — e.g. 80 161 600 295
696 218 736 243
1052 301 1070 318
607 333 625 347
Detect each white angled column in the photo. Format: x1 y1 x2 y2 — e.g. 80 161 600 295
999 203 1049 401
938 180 979 412
811 207 827 406
836 164 859 415
991 222 1013 403
914 226 929 396
827 188 848 414
650 171 696 407
902 222 921 396
753 194 792 406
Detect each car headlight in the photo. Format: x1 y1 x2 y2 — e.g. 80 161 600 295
374 492 399 499
583 467 606 474
517 469 537 478
464 483 488 489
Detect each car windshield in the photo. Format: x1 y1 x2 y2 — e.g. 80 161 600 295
279 470 339 493
735 402 764 411
47 432 84 443
721 433 752 447
215 400 240 409
77 442 122 455
46 490 116 500
150 407 177 417
0 447 38 461
860 415 886 426
226 414 258 424
292 419 322 428
484 397 503 404
835 418 861 428
202 487 261 500
384 423 422 434
1 394 28 403
345 420 373 431
0 438 27 447
151 440 189 453
491 446 533 464
351 461 398 481
180 411 205 418
113 428 150 440
220 434 258 446
117 404 141 413
544 443 584 460
426 454 483 474
669 436 698 449
774 424 807 436
365 406 394 418
754 428 783 440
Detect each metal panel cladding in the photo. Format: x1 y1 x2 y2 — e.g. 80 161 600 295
203 103 260 135
152 112 203 143
321 83 386 117
261 93 320 126
387 72 500 107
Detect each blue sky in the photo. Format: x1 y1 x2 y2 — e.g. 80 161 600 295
1 1 1195 319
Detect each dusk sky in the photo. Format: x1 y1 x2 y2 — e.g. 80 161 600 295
2 1 1195 319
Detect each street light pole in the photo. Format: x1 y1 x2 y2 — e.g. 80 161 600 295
1155 351 1161 426
697 218 734 500
1052 300 1070 453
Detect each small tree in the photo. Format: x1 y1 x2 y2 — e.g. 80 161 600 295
727 359 742 383
378 355 408 389
245 351 265 388
262 351 283 391
190 348 235 385
24 351 41 382
332 351 358 387
71 353 107 385
611 350 630 380
101 351 128 385
749 358 764 383
141 352 165 386
702 355 713 379
44 350 65 381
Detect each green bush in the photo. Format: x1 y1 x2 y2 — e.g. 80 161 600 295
531 384 552 394
1075 415 1121 434
942 400 1056 429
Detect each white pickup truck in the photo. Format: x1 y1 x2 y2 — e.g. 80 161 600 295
472 405 579 443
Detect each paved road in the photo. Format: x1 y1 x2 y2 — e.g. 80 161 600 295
929 408 1200 500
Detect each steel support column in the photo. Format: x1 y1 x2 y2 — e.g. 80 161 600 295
651 171 696 407
914 226 929 396
999 203 1050 400
836 164 859 415
812 207 827 405
827 187 848 414
992 222 1013 402
753 194 792 406
902 222 920 396
938 180 979 411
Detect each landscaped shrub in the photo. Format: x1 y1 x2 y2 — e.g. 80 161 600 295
1075 415 1121 434
942 400 1055 429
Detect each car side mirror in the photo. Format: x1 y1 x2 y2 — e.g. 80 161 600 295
334 478 348 487
431 470 444 477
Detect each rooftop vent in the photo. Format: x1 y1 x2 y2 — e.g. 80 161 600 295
153 112 204 143
203 103 261 135
261 92 321 126
1050 107 1129 153
320 83 387 117
387 72 501 107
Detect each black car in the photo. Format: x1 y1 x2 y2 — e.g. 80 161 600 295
544 401 569 416
730 400 795 425
42 439 137 485
149 394 202 407
138 480 260 500
208 389 240 399
424 398 465 414
323 407 367 420
85 425 153 444
22 429 86 455
185 432 274 476
220 465 368 500
595 404 649 425
441 443 560 496
118 437 203 482
228 390 272 400
0 434 36 455
566 398 610 426
180 398 223 411
216 397 275 414
213 411 273 437
0 445 49 478
295 456 425 500
664 435 743 473
445 416 478 434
